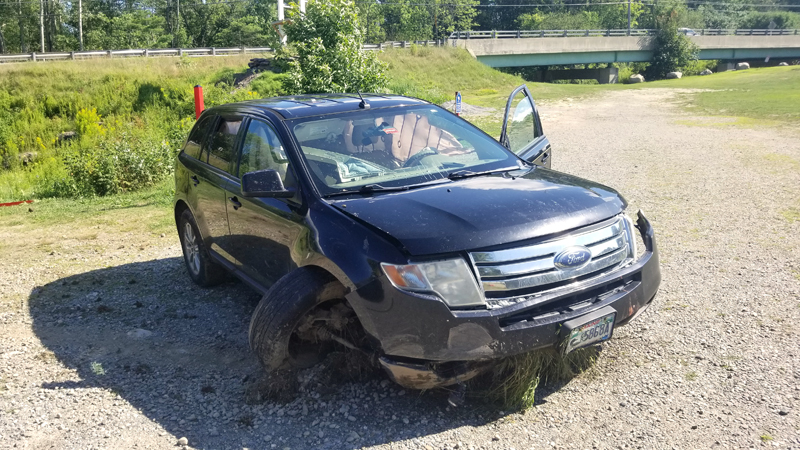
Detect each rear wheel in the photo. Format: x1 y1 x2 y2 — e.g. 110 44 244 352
177 208 226 287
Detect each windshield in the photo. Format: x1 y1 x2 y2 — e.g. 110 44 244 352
287 105 521 196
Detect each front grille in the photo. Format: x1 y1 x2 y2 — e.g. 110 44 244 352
469 215 632 298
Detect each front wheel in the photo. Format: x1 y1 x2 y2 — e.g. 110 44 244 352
248 267 354 371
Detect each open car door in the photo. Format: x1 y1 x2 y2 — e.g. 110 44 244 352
499 85 551 168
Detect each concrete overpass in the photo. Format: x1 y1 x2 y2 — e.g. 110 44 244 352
451 29 800 67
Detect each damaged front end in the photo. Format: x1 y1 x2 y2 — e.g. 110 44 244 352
378 356 494 390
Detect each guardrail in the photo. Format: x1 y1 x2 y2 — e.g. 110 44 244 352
0 47 274 63
0 40 450 64
449 28 800 39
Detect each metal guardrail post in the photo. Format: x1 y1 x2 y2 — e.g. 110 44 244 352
107 50 112 58
70 51 75 60
211 47 216 56
144 49 149 57
31 52 36 62
241 46 246 54
491 30 496 39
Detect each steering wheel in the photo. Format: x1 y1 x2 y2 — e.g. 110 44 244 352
402 147 439 168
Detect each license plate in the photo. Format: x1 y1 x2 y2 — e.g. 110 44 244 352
563 311 615 354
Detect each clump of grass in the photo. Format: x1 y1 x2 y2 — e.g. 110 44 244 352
90 361 106 376
469 346 599 409
685 371 698 381
761 433 773 442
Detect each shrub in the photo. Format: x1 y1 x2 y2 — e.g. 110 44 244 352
740 11 800 30
280 0 388 94
682 59 719 76
646 9 699 80
60 131 175 197
249 72 289 98
75 108 105 138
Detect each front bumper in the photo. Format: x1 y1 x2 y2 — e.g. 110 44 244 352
347 211 661 364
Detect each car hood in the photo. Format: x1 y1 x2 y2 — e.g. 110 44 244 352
327 167 627 256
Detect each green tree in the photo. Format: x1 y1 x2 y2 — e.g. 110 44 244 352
740 11 800 29
646 7 699 80
280 0 387 94
598 1 645 30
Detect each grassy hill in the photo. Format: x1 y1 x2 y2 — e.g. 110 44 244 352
0 48 798 202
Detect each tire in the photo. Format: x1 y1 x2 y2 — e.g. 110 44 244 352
177 208 226 287
249 267 349 372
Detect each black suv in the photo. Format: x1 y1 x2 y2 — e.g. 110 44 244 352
174 87 661 390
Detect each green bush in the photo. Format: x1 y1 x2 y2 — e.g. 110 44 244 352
682 59 719 76
740 11 800 30
280 0 388 94
616 62 650 82
76 108 105 137
249 72 289 98
59 131 176 197
646 10 699 81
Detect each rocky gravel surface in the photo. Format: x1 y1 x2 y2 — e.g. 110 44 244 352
1 88 800 450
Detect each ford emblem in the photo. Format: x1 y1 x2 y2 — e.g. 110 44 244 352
554 246 592 269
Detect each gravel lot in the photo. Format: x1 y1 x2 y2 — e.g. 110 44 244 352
1 88 799 450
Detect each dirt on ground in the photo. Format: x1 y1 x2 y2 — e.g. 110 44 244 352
1 88 799 450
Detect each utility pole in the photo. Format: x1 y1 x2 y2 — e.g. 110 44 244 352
175 0 180 47
39 0 44 51
627 0 632 36
78 0 83 50
17 0 26 52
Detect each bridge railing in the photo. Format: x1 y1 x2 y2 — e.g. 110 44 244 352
449 28 800 39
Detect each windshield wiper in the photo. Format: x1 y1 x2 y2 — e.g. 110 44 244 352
447 166 521 180
360 184 409 193
324 179 451 198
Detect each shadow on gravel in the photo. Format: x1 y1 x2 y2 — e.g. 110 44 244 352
28 257 559 449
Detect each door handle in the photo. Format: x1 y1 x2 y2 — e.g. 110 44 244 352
541 152 549 165
190 175 200 187
228 196 242 210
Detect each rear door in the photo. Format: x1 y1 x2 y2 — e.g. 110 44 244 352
499 85 552 168
195 114 244 259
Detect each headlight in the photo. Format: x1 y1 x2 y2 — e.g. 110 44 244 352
381 258 484 308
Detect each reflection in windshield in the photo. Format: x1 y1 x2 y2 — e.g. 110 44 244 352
288 106 519 195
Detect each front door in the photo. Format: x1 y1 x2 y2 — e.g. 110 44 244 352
499 85 552 168
225 118 306 289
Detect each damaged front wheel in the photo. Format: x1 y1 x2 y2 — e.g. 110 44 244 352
248 267 357 372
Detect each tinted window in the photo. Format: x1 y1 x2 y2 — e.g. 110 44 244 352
207 117 242 173
183 115 213 159
238 120 290 182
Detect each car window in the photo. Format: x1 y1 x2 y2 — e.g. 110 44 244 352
505 94 541 155
238 119 290 182
207 117 242 173
183 115 213 160
288 105 521 196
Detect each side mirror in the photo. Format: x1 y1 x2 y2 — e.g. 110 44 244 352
241 169 293 198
